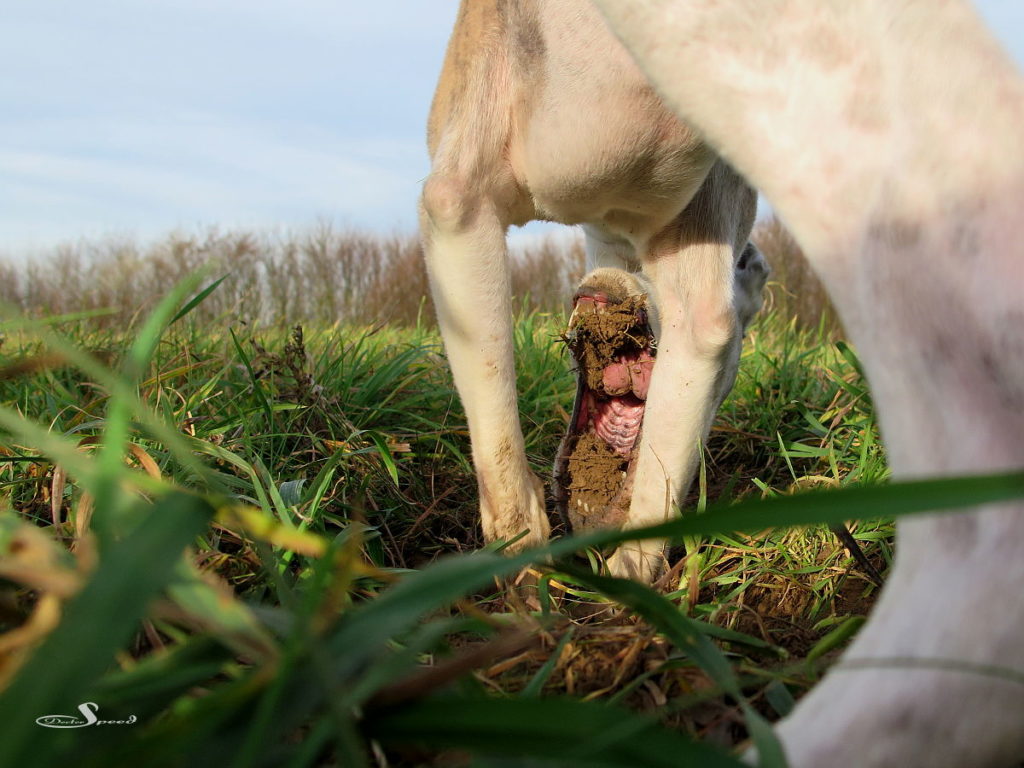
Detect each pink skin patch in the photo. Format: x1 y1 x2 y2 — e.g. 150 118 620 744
601 350 655 400
573 291 610 309
594 394 645 456
569 288 655 456
555 282 658 534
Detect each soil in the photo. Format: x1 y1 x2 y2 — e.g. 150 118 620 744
568 296 649 393
557 292 654 532
565 431 630 531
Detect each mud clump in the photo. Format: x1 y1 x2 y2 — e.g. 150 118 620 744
566 432 629 532
569 296 649 393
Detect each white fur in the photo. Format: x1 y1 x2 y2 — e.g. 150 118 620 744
590 0 1024 765
423 0 763 579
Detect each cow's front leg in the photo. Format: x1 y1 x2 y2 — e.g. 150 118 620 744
420 176 549 551
606 248 740 580
609 164 757 581
561 225 761 581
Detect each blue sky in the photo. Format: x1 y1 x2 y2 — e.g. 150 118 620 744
2 1 1022 256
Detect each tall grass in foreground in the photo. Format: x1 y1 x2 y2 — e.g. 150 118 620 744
0 282 1021 767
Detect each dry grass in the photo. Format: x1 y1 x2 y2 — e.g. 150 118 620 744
0 225 586 328
2 217 839 332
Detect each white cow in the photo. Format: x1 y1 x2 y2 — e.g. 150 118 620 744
423 1 1024 765
422 0 768 580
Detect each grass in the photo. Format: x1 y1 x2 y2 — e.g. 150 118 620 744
0 266 1021 767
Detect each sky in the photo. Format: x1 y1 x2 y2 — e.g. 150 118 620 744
3 0 1023 257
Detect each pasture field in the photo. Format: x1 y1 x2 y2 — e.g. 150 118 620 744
4 229 1016 767
0 271 898 767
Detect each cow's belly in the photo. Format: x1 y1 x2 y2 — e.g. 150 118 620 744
508 1 718 240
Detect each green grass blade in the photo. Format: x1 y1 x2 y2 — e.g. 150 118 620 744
367 430 400 486
365 697 745 767
807 616 866 666
763 681 796 718
92 637 233 720
556 567 739 694
0 405 103 487
229 327 275 427
575 470 1024 551
0 491 215 767
170 274 229 325
554 568 787 765
91 272 208 537
167 560 279 660
742 704 788 768
124 271 206 379
520 628 575 698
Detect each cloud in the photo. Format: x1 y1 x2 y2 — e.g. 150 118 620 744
0 1 456 252
2 0 1021 255
0 111 427 250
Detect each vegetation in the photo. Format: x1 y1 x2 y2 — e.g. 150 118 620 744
0 229 1020 767
0 226 584 329
0 214 815 332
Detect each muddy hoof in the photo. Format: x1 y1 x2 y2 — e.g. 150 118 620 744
554 269 656 535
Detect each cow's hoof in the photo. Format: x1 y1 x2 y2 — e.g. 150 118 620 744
606 541 664 584
482 472 551 552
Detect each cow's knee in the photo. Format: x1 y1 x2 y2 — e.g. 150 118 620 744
421 173 475 232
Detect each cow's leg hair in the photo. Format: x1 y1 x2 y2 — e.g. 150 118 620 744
593 0 1024 765
420 177 550 552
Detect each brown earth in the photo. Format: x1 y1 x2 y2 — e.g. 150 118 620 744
559 293 651 532
568 295 649 393
565 431 631 531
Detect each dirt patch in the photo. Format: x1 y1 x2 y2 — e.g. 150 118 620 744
465 617 751 748
832 574 880 618
568 296 649 392
565 432 630 531
556 293 652 532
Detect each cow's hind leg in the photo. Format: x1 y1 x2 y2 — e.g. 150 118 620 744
420 178 550 552
593 1 1024 764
